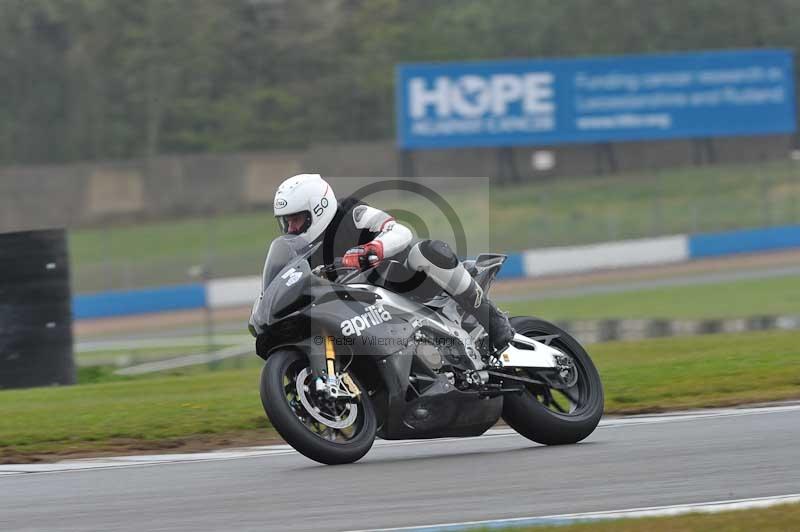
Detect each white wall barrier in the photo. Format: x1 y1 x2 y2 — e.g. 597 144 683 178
522 234 689 278
206 275 261 309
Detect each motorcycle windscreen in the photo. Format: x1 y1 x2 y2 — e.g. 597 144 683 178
251 235 316 331
260 235 310 290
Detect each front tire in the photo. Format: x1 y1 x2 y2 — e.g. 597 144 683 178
260 349 377 464
502 317 604 445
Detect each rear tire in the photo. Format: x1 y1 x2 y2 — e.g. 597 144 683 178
502 317 603 445
260 349 377 465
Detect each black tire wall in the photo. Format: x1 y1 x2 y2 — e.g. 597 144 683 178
0 229 75 389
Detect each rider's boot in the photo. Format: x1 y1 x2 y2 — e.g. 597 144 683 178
452 278 515 353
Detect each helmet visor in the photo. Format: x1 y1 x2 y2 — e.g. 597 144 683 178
277 211 312 235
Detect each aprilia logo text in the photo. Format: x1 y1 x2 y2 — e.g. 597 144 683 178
340 305 392 336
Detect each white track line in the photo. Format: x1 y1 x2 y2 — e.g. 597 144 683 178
1 403 799 476
76 335 249 352
113 344 253 375
346 493 800 532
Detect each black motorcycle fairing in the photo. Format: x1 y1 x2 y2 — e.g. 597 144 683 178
308 284 380 306
255 282 416 380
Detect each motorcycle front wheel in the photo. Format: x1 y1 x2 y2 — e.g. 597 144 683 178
502 317 604 445
260 349 377 465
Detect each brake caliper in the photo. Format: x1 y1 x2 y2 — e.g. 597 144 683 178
554 354 578 388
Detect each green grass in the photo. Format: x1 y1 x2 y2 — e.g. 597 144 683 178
76 366 137 385
594 330 800 413
0 365 270 459
502 275 800 320
1 329 799 460
69 160 800 292
486 501 800 531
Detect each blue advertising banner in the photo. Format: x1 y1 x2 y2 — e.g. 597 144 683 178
396 49 796 149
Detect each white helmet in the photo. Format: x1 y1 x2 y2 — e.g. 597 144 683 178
273 173 337 243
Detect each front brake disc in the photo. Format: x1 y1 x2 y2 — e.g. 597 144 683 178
295 368 358 429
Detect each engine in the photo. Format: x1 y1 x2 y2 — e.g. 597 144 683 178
410 329 487 393
414 341 443 370
412 329 468 370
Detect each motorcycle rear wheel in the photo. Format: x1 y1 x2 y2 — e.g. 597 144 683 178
502 317 604 445
260 349 377 465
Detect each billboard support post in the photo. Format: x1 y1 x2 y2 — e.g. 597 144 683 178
496 147 519 185
399 149 415 178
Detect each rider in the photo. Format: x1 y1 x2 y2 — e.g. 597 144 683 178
272 173 515 354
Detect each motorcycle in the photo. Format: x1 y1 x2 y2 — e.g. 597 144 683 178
249 235 603 465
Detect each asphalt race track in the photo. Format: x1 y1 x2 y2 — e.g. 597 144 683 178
3 406 800 532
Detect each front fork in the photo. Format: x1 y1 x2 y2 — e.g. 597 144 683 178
310 336 360 398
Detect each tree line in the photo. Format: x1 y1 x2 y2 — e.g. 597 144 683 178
1 0 797 165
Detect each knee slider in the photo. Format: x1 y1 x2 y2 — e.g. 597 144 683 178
415 239 458 269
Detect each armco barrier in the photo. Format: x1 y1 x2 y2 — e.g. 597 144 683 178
72 224 800 319
556 314 800 344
